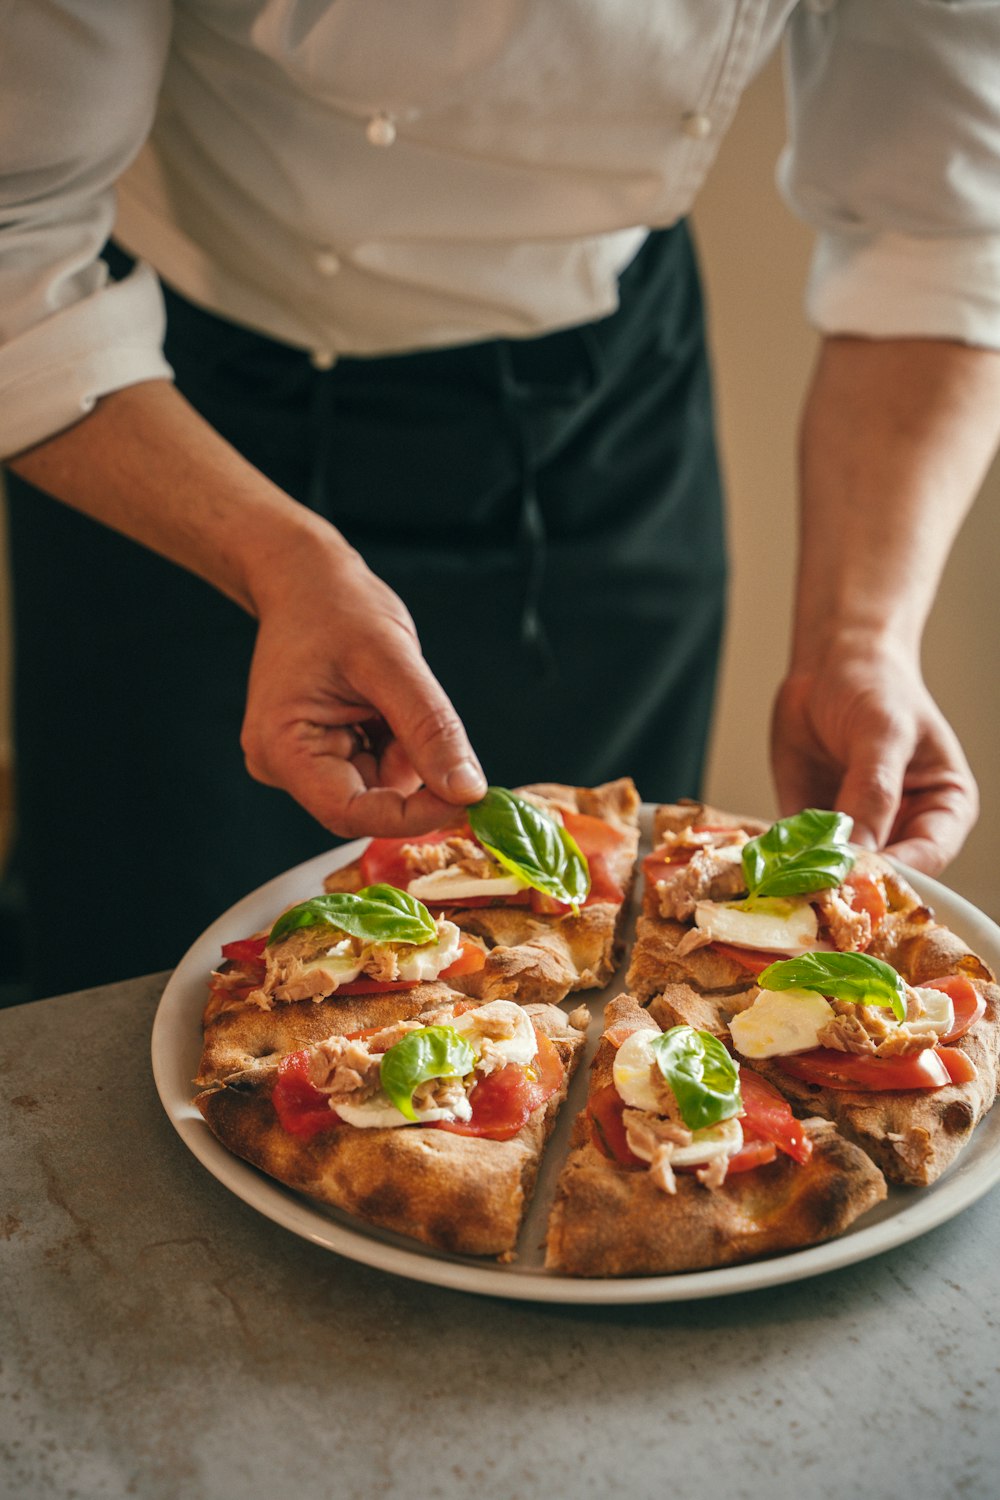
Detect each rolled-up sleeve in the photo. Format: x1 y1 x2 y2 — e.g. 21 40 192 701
779 0 1000 348
0 1 175 458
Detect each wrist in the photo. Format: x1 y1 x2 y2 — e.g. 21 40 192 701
788 618 920 678
234 499 365 620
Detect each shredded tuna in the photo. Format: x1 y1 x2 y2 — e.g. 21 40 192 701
469 1011 518 1042
874 1027 938 1058
674 926 715 957
656 846 748 921
365 1019 425 1052
648 1145 678 1196
475 1037 513 1077
360 943 399 983
655 827 748 859
817 1013 877 1055
696 1154 730 1191
623 1108 693 1154
818 992 939 1057
814 887 872 952
307 1037 382 1102
402 835 496 878
412 1074 470 1114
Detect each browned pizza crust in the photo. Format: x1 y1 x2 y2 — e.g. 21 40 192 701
195 1002 587 1258
545 994 887 1276
324 778 641 1007
629 800 926 998
195 979 463 1087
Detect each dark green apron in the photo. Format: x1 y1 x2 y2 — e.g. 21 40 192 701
5 224 726 995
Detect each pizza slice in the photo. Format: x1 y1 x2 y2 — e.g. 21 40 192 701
646 944 1000 1188
323 778 641 1007
629 802 925 998
197 883 490 1086
196 995 589 1259
544 994 887 1277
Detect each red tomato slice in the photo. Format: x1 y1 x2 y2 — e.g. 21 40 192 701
738 1068 813 1164
561 810 628 853
330 976 418 995
843 873 889 930
643 827 744 883
437 1029 564 1141
937 1046 978 1085
271 1051 343 1139
776 1046 951 1092
588 1083 643 1166
220 935 267 966
923 974 986 1044
710 942 791 975
643 853 682 885
723 1135 779 1174
360 825 467 889
438 939 487 979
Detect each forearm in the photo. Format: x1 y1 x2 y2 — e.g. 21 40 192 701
792 335 1000 670
5 379 359 616
6 380 486 833
772 334 998 868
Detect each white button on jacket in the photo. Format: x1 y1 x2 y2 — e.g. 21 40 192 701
3 0 1000 456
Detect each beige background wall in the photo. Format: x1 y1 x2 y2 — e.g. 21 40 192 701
0 50 997 921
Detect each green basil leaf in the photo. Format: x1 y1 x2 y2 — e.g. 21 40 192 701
742 809 855 898
758 951 907 1022
267 883 437 947
648 1026 742 1133
379 1025 478 1122
467 786 590 911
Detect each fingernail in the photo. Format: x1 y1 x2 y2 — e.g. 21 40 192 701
447 760 487 800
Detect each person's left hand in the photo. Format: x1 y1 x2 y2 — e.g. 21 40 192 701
770 645 978 875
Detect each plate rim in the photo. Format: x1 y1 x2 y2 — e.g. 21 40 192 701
151 817 1000 1304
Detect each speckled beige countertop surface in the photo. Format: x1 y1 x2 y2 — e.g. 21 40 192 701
2 973 999 1500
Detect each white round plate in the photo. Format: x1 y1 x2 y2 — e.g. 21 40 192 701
152 813 1000 1303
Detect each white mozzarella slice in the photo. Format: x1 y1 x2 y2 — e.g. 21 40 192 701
300 939 364 986
694 897 819 954
451 1000 538 1067
406 867 529 902
625 1114 744 1168
907 987 955 1037
729 987 835 1058
393 920 462 981
335 1091 473 1130
613 1028 670 1113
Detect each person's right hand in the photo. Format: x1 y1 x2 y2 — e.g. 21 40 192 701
240 528 487 838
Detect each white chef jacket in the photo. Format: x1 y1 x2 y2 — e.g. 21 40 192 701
2 0 1000 458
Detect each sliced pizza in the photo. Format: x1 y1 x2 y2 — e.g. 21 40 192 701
645 945 1000 1188
323 778 641 1007
629 802 925 998
196 995 589 1259
544 994 887 1277
197 884 490 1085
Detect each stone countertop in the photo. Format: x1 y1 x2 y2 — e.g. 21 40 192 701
2 974 999 1500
